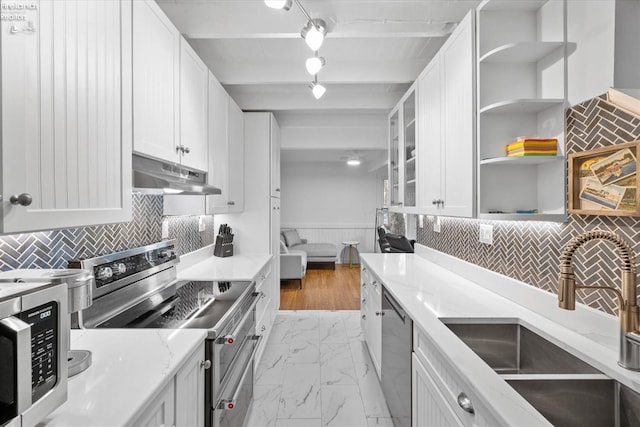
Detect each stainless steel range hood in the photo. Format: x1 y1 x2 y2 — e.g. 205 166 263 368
133 154 221 195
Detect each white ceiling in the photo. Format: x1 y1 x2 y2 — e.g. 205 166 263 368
156 0 480 162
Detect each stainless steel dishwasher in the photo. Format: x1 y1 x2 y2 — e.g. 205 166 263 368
381 286 412 427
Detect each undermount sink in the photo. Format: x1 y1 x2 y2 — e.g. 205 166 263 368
506 377 640 427
443 319 599 374
441 319 640 426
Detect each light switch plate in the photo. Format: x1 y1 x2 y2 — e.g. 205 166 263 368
161 220 169 239
198 216 206 232
418 215 424 228
479 224 493 245
433 216 441 233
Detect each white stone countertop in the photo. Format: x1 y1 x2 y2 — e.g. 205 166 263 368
38 329 207 427
177 244 272 282
361 244 640 426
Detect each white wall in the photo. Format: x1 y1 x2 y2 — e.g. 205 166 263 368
281 161 383 254
567 0 616 105
566 0 640 106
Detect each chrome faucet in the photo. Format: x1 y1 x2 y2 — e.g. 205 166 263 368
558 229 640 370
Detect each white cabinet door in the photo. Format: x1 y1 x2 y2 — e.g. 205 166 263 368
207 73 230 211
1 0 132 233
179 39 208 172
417 57 443 215
133 0 180 164
369 279 382 378
270 115 281 198
412 354 464 427
175 344 205 427
207 75 243 214
440 11 475 218
270 198 280 308
133 381 176 427
227 98 245 212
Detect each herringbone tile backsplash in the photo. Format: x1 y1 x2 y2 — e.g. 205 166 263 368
412 94 640 316
0 193 215 271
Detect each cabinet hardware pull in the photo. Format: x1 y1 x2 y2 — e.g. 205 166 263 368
361 299 366 303
260 325 266 332
201 360 212 370
10 193 32 206
432 200 438 205
457 392 475 414
362 283 366 287
361 314 366 320
227 201 235 206
375 311 384 316
183 146 190 154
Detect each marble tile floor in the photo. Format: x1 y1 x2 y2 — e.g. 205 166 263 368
246 310 392 427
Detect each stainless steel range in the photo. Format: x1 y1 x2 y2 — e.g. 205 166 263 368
68 240 262 427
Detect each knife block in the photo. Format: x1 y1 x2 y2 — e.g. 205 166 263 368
214 234 233 257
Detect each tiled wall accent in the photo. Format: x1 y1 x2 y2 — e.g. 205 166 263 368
411 94 640 316
0 193 215 271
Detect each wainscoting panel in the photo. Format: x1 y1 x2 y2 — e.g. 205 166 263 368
282 225 377 260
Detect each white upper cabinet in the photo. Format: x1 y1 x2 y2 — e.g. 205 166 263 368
417 59 443 215
0 0 133 233
477 0 567 221
133 0 208 172
207 73 244 213
178 39 208 171
388 83 418 212
270 114 281 198
227 97 245 212
133 0 180 164
440 11 475 218
416 11 475 218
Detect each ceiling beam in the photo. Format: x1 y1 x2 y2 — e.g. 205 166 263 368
200 60 426 84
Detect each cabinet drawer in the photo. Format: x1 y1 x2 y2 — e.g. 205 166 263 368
413 325 500 427
255 292 271 323
255 264 272 291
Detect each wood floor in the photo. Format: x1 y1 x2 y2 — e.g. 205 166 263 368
280 264 361 310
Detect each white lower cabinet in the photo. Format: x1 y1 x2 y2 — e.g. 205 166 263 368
412 354 463 427
413 326 500 427
133 381 176 427
360 263 382 379
254 261 277 369
132 343 205 427
175 344 206 427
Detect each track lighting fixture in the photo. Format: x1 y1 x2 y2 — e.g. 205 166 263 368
309 76 326 99
263 0 328 99
305 52 326 75
264 0 292 10
301 19 327 51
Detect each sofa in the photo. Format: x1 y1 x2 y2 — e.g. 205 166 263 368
281 229 338 270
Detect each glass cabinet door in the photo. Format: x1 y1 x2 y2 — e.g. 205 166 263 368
403 91 416 208
389 109 401 206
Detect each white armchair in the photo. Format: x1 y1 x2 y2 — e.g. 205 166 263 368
280 248 307 289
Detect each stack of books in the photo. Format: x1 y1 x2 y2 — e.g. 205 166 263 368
506 138 558 157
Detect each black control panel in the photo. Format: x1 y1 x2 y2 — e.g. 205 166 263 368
18 302 58 403
90 246 177 289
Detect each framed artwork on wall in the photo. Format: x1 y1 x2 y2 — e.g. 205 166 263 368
568 140 640 216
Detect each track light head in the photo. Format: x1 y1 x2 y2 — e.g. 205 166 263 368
264 0 292 10
301 19 327 51
309 81 326 99
305 55 326 75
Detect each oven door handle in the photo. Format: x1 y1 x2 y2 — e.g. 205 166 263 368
218 334 262 411
216 292 263 345
0 317 32 413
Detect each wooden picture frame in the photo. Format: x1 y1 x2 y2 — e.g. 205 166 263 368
568 140 640 216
